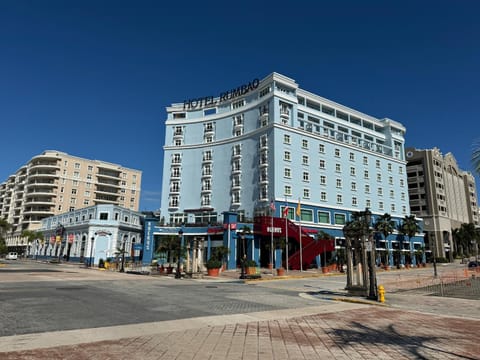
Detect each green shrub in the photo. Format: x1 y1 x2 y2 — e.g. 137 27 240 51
206 258 222 269
245 259 257 267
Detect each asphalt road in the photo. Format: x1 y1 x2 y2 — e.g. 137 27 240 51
0 260 336 337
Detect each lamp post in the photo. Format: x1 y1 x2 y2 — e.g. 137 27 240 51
431 233 438 278
239 231 246 279
363 208 378 300
120 235 127 273
89 235 95 267
175 229 184 279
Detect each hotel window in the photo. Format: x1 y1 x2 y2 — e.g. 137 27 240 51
365 184 370 193
319 160 326 169
88 165 93 171
319 144 325 153
203 179 212 191
399 166 403 174
336 194 343 204
203 150 212 161
303 188 310 199
335 164 341 172
60 187 64 193
302 155 309 165
284 185 292 196
73 171 79 178
233 160 241 171
260 186 268 200
86 182 91 188
121 180 127 186
83 200 89 206
336 179 342 188
364 170 369 179
363 156 368 165
400 179 404 187
59 195 64 202
172 153 182 164
402 205 406 214
284 167 291 178
391 204 396 213
284 134 290 144
302 139 309 149
232 191 240 203
233 175 241 187
284 151 291 161
171 181 180 192
389 176 393 185
299 208 313 222
234 129 243 137
320 175 326 185
232 99 245 109
376 160 381 168
85 191 90 197
387 163 392 172
175 126 183 135
334 213 346 225
401 192 406 200
366 199 371 208
352 197 358 206
233 144 242 156
335 148 340 157
72 180 78 186
379 202 384 211
377 173 382 182
71 189 77 195
205 123 213 132
321 191 327 201
204 164 212 175
74 163 80 169
87 174 92 180
350 167 356 176
303 172 310 182
390 190 395 198
259 86 271 97
378 187 383 196
351 182 357 191
70 198 77 204
174 139 182 146
202 194 211 206
349 152 355 161
318 211 330 224
233 114 243 126
206 135 214 143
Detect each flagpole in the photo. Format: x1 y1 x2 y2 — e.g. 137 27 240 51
296 198 303 272
270 200 274 275
285 197 289 274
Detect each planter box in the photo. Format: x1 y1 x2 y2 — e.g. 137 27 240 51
246 267 257 275
207 268 220 277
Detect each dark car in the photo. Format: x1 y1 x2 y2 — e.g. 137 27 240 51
467 261 479 269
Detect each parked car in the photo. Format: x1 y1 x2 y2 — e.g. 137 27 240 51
467 261 479 269
6 252 18 260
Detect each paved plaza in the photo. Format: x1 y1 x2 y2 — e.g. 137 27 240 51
1 262 479 359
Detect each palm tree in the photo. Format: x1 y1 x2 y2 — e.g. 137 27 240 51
398 215 420 266
0 218 11 255
374 213 395 267
21 230 44 258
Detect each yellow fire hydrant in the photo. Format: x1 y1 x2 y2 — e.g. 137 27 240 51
378 285 385 303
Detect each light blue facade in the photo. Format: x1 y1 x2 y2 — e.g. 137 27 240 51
159 72 424 267
36 204 143 266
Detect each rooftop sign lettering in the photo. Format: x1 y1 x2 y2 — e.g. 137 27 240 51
183 78 259 110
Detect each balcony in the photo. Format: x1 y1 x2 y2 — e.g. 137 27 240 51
29 163 60 171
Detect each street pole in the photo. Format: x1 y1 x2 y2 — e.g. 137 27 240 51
175 229 183 279
240 233 246 279
89 236 95 267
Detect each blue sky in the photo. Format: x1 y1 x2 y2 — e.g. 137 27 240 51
1 0 479 211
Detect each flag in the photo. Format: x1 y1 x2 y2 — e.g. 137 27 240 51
296 198 301 217
283 206 289 218
270 199 276 212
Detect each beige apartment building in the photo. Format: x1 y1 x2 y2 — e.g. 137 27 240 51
0 150 142 253
405 147 479 260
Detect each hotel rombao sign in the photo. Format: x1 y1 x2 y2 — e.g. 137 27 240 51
183 78 259 110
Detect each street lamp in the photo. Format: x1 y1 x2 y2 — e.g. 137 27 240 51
239 231 246 279
431 233 438 278
363 208 378 300
89 235 95 268
120 235 127 273
175 229 184 279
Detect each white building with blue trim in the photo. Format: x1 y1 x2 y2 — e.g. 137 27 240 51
155 72 424 269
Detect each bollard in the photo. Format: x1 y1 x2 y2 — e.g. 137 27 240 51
378 285 385 303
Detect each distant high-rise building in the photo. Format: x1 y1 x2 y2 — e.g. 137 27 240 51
405 147 479 259
0 150 142 252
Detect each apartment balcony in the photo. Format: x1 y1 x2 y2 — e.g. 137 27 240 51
232 152 242 159
26 180 57 187
201 187 212 194
23 208 55 216
97 179 121 188
202 157 213 164
169 188 180 194
29 163 60 172
24 198 55 206
232 168 241 175
28 172 57 179
26 189 55 196
94 198 118 205
96 173 121 181
231 184 241 190
259 160 268 168
280 108 290 120
94 188 119 196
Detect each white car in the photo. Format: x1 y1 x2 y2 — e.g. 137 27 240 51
6 252 18 260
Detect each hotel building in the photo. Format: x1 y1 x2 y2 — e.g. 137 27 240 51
405 147 479 259
158 72 424 268
0 150 142 253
